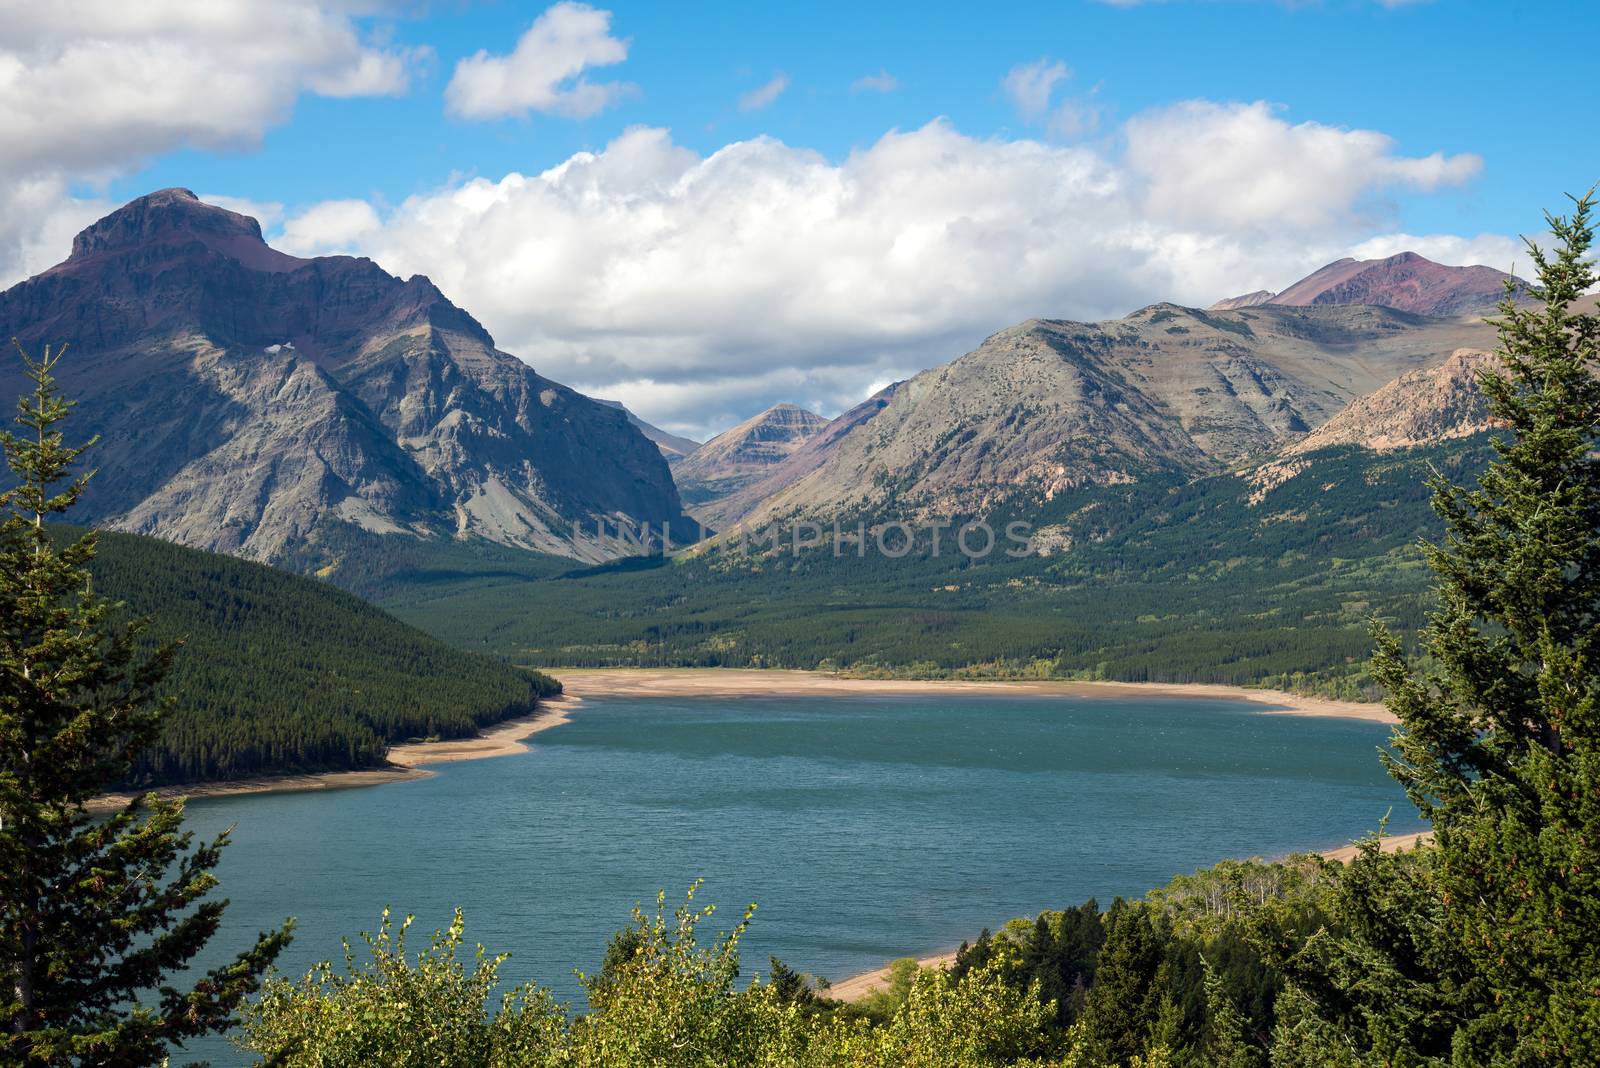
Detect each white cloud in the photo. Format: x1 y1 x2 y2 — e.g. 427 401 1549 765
738 73 790 112
1002 59 1071 121
0 178 110 289
445 2 632 120
1122 100 1480 231
0 1 422 177
1001 58 1102 138
851 70 899 94
298 105 1498 436
277 199 383 256
0 0 424 286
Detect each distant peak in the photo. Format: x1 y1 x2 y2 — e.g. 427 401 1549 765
1244 251 1524 318
69 187 270 262
1207 290 1275 311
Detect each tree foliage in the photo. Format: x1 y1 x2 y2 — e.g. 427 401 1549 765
79 527 561 785
1281 191 1600 1063
0 342 290 1064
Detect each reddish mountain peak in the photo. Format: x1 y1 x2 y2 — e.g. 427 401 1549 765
1271 251 1522 317
66 187 305 274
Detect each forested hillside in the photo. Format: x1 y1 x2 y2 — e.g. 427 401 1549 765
79 528 559 785
367 438 1495 698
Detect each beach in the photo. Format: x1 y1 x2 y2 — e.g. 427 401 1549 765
552 668 1397 724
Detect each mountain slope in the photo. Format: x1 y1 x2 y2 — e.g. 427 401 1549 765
1211 251 1523 317
729 302 1496 529
75 527 559 786
675 403 828 510
0 189 689 567
1280 348 1498 456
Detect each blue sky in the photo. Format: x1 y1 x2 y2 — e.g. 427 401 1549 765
110 0 1574 238
4 0 1593 437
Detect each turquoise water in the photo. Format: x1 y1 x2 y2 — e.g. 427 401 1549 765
177 693 1422 1064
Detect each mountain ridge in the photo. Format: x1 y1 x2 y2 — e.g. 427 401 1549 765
1209 250 1524 317
0 189 690 567
713 301 1497 530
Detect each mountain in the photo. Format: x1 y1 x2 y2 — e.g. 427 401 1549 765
722 302 1496 530
1279 348 1498 456
694 383 902 530
597 399 702 461
0 189 690 568
77 526 558 786
1210 251 1523 317
673 403 828 511
382 353 1506 699
1208 290 1276 311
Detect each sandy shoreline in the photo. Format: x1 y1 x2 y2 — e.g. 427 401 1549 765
87 695 580 813
552 667 1396 723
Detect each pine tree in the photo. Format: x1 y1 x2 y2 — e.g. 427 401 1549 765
1081 901 1170 1063
0 342 291 1065
1283 192 1600 1062
1202 955 1265 1068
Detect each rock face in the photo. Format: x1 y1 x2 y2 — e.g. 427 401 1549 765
1239 349 1502 506
0 189 689 564
722 302 1497 529
1211 252 1523 318
674 403 827 510
1280 349 1500 456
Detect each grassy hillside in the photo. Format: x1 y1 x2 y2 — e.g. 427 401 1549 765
78 528 560 786
342 439 1495 699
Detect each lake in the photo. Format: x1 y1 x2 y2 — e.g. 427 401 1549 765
178 692 1421 1064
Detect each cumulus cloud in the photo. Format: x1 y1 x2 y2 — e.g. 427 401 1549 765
738 73 790 112
0 2 422 177
851 70 900 94
0 0 424 286
1123 100 1480 230
277 199 383 256
445 2 632 120
285 105 1496 438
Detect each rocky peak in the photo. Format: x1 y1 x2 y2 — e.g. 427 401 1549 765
1 188 689 566
1214 252 1524 319
65 187 306 274
673 402 828 507
1281 348 1500 456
